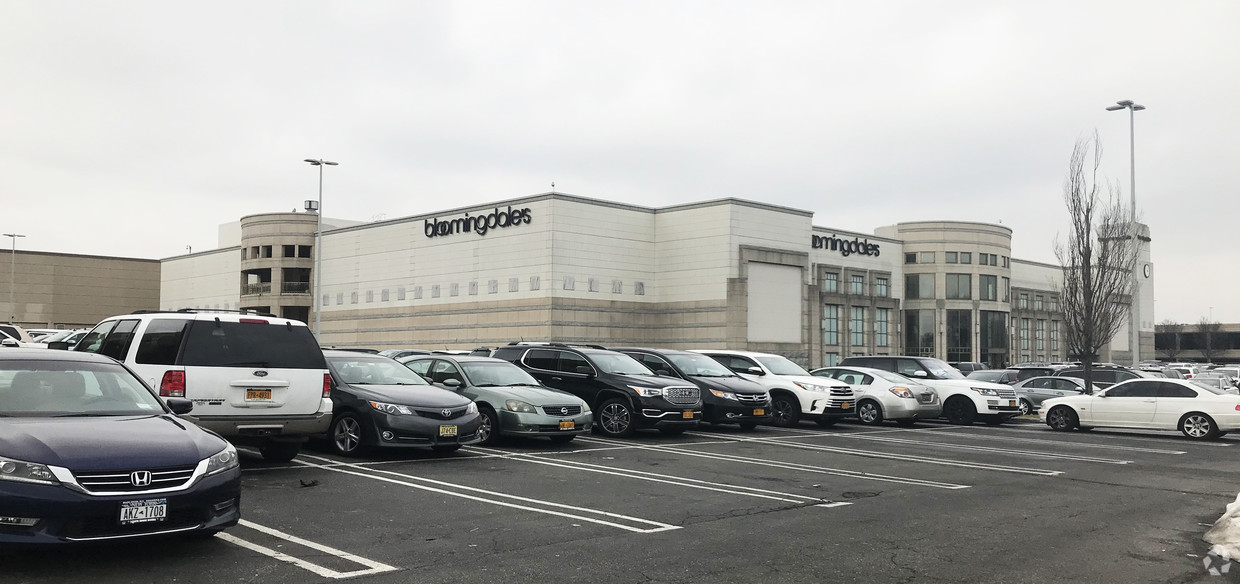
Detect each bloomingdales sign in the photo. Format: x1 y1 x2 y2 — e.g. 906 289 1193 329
424 206 532 238
812 234 880 257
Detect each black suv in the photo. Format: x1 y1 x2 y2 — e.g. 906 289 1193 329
491 342 702 437
611 347 772 430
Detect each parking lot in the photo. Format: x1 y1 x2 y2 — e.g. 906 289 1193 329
5 419 1238 583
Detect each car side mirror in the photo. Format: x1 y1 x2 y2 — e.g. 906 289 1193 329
575 366 594 377
912 370 928 377
47 341 70 350
655 369 671 376
443 378 462 388
744 367 764 376
165 397 194 415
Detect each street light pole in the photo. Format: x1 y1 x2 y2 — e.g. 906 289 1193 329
3 233 26 323
304 159 338 339
1106 99 1145 366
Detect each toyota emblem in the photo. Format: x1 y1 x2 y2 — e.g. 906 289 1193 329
560 407 569 415
442 408 452 417
130 470 152 487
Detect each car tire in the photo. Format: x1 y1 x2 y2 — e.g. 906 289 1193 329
549 434 575 444
1018 399 1033 416
1046 406 1078 431
738 422 758 431
476 406 501 446
770 393 801 427
432 444 462 453
597 398 637 437
943 396 978 425
259 441 302 463
1180 412 1220 440
856 401 883 425
330 413 367 457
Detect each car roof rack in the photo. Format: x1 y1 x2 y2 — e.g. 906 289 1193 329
504 341 608 350
130 308 278 317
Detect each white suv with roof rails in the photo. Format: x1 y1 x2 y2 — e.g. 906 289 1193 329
692 350 855 427
73 309 332 461
839 355 1020 425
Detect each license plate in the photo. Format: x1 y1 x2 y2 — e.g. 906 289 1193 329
245 389 272 401
841 402 851 409
682 410 694 419
558 420 575 430
1009 400 1016 407
753 408 765 416
120 498 167 525
439 425 457 437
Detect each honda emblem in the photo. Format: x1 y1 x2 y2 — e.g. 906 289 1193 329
130 470 152 487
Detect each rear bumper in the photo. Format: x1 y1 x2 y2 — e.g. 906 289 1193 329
184 411 332 441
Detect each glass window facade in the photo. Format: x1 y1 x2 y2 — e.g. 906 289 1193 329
1036 319 1045 350
850 307 865 346
980 311 1009 368
905 310 935 356
823 305 840 345
946 310 971 364
1020 318 1031 350
823 272 838 293
919 251 935 264
905 274 934 299
875 308 889 347
945 252 958 263
850 275 864 295
960 252 972 264
980 275 998 301
946 274 971 299
875 277 889 297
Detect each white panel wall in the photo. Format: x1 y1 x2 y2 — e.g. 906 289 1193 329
730 205 813 281
160 249 240 310
544 198 656 301
654 204 734 303
1010 260 1062 292
747 262 802 342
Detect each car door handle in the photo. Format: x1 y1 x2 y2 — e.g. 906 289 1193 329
551 377 562 382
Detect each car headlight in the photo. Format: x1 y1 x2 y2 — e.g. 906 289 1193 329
709 389 739 401
205 443 239 476
369 401 415 415
970 387 999 397
0 455 58 486
505 400 537 413
629 385 664 397
888 386 915 399
466 402 478 414
793 381 829 392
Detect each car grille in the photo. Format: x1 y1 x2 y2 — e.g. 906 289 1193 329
736 393 767 405
542 405 583 416
61 503 208 539
663 386 700 406
73 465 197 494
829 387 855 399
996 388 1017 399
415 406 470 420
917 392 936 404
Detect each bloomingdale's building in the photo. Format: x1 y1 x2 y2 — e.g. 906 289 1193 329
159 192 1156 370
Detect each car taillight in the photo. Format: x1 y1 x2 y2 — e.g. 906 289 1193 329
322 373 332 398
160 370 186 397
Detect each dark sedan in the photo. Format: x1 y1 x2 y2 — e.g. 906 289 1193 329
0 349 241 544
323 351 483 455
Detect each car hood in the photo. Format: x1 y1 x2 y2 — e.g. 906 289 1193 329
473 385 586 406
344 384 472 408
772 374 849 389
613 374 698 388
686 375 768 395
0 416 224 471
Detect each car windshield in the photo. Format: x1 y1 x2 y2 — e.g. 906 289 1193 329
755 356 811 376
0 359 166 417
590 353 653 375
871 369 915 384
37 330 76 343
923 358 965 379
1190 380 1227 394
967 371 1004 382
461 361 541 386
666 353 735 377
329 357 429 385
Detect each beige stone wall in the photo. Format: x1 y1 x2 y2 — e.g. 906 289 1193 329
1 251 160 329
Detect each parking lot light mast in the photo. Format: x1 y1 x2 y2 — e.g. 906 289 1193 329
3 233 26 323
304 159 338 338
1105 99 1144 366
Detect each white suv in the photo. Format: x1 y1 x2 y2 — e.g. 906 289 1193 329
692 350 855 427
73 310 332 461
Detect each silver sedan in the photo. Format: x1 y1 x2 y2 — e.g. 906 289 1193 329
810 366 941 426
1011 376 1101 415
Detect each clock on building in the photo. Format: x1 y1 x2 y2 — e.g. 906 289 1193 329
1142 264 1151 278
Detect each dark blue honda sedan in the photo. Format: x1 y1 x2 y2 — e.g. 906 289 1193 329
0 349 241 543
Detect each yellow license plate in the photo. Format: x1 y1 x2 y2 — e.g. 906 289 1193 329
753 408 765 416
1009 400 1016 407
559 420 575 430
245 389 272 401
439 425 457 437
841 402 851 409
682 410 694 419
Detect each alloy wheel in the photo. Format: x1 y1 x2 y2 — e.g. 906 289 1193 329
858 402 880 424
333 416 362 453
601 403 631 434
1183 414 1212 439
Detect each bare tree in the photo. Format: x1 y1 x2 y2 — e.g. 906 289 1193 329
1157 319 1183 360
1054 132 1139 389
1197 318 1223 364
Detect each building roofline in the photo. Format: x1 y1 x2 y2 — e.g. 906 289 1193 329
14 249 161 264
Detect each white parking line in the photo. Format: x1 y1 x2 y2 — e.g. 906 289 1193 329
294 454 680 534
217 519 397 579
934 424 1235 447
899 428 1187 455
576 437 973 488
465 445 840 506
817 433 1135 464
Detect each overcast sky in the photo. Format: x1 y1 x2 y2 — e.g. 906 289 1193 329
2 1 1236 323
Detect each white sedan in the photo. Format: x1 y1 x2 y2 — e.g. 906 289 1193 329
1039 378 1240 440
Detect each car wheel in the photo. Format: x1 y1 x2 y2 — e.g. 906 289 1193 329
330 414 366 456
943 396 977 425
432 444 462 453
738 422 758 431
259 441 302 463
1180 412 1220 440
476 406 500 446
1046 406 1078 431
549 434 575 444
895 419 917 427
597 398 637 437
856 401 883 425
1018 399 1033 416
770 394 801 427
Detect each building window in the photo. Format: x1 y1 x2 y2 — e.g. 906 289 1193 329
823 272 839 293
1002 277 1011 302
612 280 623 294
875 308 889 347
822 305 840 345
431 285 440 298
529 277 540 291
397 287 406 301
283 245 296 258
509 278 520 293
240 248 246 260
350 292 359 304
979 254 990 266
381 289 390 302
414 286 423 300
988 254 998 265
1002 256 1009 268
488 280 498 294
850 307 865 346
1019 293 1029 309
450 283 459 297
588 278 599 292
905 253 917 264
875 277 889 297
635 282 645 295
1020 318 1031 350
321 294 329 307
563 276 575 291
945 252 958 264
823 352 840 367
468 281 478 295
366 290 374 303
979 275 998 301
1051 323 1059 350
946 274 971 299
1036 319 1046 350
336 292 343 305
947 310 972 364
1034 295 1044 311
960 252 972 264
299 245 312 258
905 310 935 356
919 251 935 264
1050 296 1059 312
849 275 864 295
905 274 934 299
262 245 272 258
